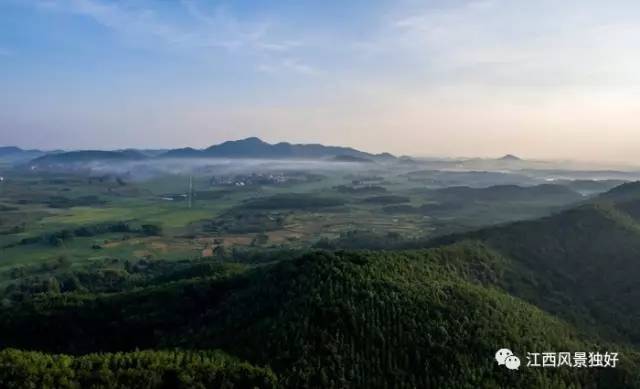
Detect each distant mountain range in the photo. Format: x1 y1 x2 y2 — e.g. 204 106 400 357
2 137 536 168
0 146 47 163
19 137 396 166
159 137 395 161
33 150 147 164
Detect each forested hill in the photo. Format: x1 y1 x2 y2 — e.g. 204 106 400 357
597 181 640 203
4 183 640 387
26 137 396 164
162 137 396 160
428 196 640 347
0 146 46 163
1 247 638 388
30 150 147 166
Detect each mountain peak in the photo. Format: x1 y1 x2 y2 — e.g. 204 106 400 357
499 154 521 161
598 181 640 202
197 137 393 160
205 137 269 150
238 137 267 144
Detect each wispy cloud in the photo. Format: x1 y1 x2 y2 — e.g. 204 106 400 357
257 41 302 52
7 0 640 161
34 0 187 46
369 0 640 88
258 57 318 76
180 0 316 75
34 0 316 75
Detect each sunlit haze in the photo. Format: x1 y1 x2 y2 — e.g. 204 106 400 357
1 0 639 162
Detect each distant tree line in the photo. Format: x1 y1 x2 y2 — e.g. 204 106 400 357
0 348 277 388
5 222 162 248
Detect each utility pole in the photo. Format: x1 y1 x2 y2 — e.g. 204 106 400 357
188 175 193 209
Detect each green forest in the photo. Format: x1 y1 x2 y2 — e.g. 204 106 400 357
2 243 640 387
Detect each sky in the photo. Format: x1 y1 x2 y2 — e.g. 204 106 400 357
1 0 640 162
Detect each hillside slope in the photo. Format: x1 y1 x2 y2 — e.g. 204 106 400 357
1 247 638 388
0 146 46 163
160 137 395 160
30 150 147 166
429 184 581 203
430 200 640 345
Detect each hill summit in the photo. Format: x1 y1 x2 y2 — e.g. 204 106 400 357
28 137 396 163
193 137 395 160
499 154 522 161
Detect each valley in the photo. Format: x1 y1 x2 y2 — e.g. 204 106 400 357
2 139 640 387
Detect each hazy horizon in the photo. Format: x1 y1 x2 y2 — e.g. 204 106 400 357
2 0 640 162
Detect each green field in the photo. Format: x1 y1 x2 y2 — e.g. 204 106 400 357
0 165 587 277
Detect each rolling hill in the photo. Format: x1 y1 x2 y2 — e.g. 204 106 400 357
380 184 586 229
161 137 396 161
597 181 640 203
21 137 396 165
30 149 148 166
1 246 638 388
499 154 522 161
0 146 47 163
429 184 582 203
428 184 640 346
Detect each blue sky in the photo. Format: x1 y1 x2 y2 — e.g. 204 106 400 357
1 0 640 161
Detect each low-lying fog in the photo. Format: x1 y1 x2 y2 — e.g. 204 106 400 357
32 158 389 180
15 157 640 190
